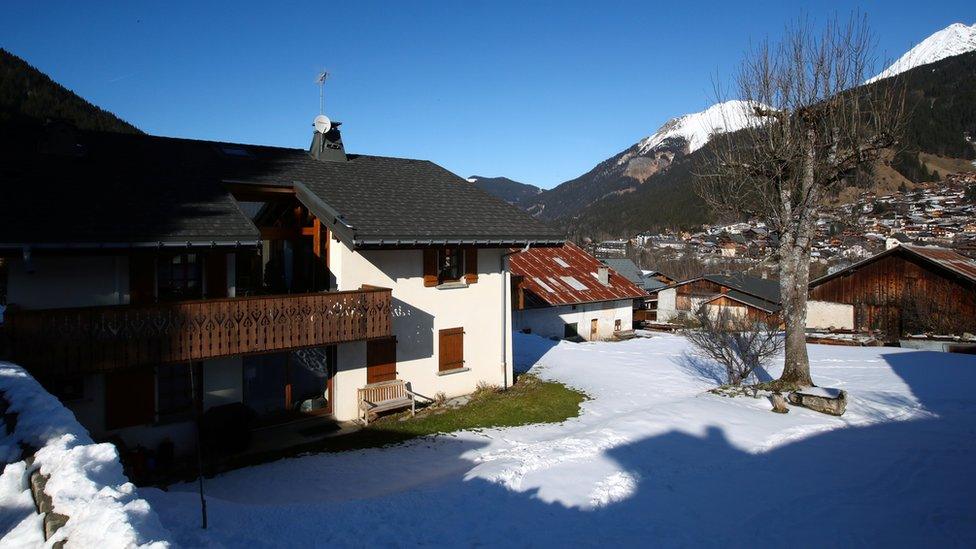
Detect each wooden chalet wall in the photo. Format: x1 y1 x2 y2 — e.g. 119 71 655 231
809 253 976 342
675 280 725 311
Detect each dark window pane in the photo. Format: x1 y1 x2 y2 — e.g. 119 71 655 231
437 247 464 283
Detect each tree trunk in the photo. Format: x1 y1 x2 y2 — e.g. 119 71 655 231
778 242 813 387
775 134 817 388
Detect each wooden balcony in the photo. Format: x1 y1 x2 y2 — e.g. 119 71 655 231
2 287 392 376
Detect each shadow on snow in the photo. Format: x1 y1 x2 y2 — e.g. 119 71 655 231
146 351 976 547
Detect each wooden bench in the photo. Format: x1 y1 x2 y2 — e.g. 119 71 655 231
357 379 416 425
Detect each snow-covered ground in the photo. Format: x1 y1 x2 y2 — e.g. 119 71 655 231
143 334 976 547
0 363 172 548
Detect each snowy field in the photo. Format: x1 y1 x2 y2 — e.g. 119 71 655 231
143 333 976 547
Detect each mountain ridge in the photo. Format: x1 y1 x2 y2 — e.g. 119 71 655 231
0 48 141 134
867 21 976 83
512 23 976 238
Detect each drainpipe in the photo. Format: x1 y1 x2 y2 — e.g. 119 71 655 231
500 243 530 389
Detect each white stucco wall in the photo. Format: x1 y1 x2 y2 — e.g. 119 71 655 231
657 288 677 322
514 299 633 341
329 244 514 421
6 255 129 309
806 300 854 330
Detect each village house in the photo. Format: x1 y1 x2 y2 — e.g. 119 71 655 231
655 273 783 324
510 242 647 341
809 244 976 344
0 117 563 460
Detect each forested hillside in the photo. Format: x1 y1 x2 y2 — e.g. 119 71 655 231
0 48 140 134
549 50 976 239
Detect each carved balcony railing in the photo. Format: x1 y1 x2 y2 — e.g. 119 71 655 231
2 287 392 376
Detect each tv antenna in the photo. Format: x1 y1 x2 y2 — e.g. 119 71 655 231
315 70 330 115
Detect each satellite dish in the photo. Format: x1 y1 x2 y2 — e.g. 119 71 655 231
313 114 332 134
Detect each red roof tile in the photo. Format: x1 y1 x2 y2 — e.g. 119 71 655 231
510 242 648 307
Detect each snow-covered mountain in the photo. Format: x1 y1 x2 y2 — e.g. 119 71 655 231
867 22 976 83
634 100 763 156
519 100 765 220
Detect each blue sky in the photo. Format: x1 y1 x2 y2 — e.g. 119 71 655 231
2 1 972 188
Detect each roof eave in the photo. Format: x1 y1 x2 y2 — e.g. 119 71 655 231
0 239 262 251
352 238 565 250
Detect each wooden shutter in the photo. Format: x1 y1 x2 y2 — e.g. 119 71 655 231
366 337 397 384
438 327 464 371
205 252 227 298
128 254 155 305
423 249 438 287
105 368 156 430
464 247 478 284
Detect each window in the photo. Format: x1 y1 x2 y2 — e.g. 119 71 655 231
423 248 477 287
534 277 556 293
438 327 464 372
156 362 200 422
560 276 588 291
157 254 202 301
564 322 579 339
437 247 464 283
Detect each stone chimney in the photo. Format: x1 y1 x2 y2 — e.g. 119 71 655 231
309 119 346 162
597 267 610 286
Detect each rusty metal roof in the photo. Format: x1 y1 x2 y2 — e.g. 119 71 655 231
810 244 976 287
901 244 976 282
510 242 648 307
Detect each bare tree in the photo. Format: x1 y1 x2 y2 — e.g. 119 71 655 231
685 306 784 386
695 15 905 387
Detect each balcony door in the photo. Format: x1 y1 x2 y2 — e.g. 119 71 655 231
243 346 336 421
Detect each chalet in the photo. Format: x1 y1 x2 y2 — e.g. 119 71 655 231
0 117 563 460
510 242 647 341
656 274 782 324
809 244 976 343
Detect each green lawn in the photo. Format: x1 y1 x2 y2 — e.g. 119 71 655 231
317 374 587 452
195 374 587 480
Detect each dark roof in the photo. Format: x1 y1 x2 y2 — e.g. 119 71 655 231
701 273 781 305
289 155 563 247
810 244 976 287
511 242 648 307
601 259 668 292
0 130 260 247
0 126 563 249
667 273 781 309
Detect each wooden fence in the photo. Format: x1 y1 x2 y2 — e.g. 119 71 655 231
2 287 392 375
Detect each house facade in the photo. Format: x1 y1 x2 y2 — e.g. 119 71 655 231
656 274 783 325
0 119 562 458
510 242 647 341
808 244 976 342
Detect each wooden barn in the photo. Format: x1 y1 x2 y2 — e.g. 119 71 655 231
808 244 976 342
